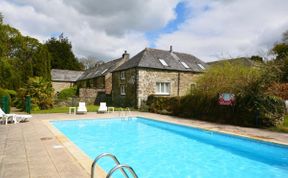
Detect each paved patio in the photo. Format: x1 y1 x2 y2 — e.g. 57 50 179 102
0 111 287 178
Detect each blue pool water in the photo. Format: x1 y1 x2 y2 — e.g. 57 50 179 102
52 117 288 178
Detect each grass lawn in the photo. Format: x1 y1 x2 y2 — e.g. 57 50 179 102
268 115 288 133
32 105 99 114
32 105 131 114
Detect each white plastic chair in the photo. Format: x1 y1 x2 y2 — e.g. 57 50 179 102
98 102 108 113
77 102 87 114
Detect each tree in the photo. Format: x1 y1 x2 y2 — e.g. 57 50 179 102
0 57 22 89
250 55 263 62
282 30 288 44
272 43 288 60
78 56 104 69
270 30 288 82
45 34 83 70
32 45 51 80
196 62 263 97
0 12 3 24
0 14 51 90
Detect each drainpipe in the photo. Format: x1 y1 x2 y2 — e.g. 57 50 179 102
135 68 139 108
177 72 180 96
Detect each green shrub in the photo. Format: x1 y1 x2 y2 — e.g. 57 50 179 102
113 95 136 107
57 87 77 100
16 77 54 110
95 92 112 105
146 95 180 115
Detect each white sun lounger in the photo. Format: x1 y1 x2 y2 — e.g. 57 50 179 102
0 108 32 125
77 102 87 114
98 102 108 113
15 114 32 123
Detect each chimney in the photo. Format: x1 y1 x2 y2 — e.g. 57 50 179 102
122 50 129 62
169 45 173 53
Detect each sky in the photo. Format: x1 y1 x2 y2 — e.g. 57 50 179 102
0 0 288 62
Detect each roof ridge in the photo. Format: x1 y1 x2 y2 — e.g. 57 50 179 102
136 48 148 67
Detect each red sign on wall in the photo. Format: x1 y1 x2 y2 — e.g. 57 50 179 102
218 93 235 106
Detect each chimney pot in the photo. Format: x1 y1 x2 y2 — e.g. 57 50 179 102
122 50 129 61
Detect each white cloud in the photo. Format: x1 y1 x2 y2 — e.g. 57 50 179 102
155 0 288 61
0 0 179 60
1 0 287 62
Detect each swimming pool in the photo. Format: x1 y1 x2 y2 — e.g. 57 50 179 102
52 117 288 178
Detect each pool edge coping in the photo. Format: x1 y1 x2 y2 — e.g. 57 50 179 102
43 120 107 177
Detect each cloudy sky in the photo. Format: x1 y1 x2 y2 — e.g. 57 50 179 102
1 0 288 62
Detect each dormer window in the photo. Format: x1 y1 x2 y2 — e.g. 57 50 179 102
159 58 168 66
101 69 108 74
181 61 190 69
197 64 205 70
120 71 125 80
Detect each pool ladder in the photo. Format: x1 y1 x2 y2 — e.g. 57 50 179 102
119 107 131 120
91 153 138 178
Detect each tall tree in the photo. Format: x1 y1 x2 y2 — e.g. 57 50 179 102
271 30 288 82
78 56 104 70
45 34 83 70
0 14 51 89
0 12 3 24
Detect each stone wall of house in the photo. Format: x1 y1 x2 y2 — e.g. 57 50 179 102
52 81 74 93
79 88 104 104
112 68 137 107
137 69 199 108
105 73 112 94
112 68 201 108
179 73 201 96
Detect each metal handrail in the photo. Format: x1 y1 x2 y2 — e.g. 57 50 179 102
106 164 138 178
125 107 131 120
119 108 125 118
91 153 129 178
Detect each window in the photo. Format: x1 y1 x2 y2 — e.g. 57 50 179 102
156 82 170 95
120 84 126 95
181 61 190 69
197 64 205 70
101 69 108 74
120 71 125 80
159 58 168 66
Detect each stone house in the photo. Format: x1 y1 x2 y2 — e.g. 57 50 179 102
76 51 129 103
112 47 207 108
51 69 84 93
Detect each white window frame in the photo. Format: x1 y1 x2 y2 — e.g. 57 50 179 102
159 58 168 66
120 84 126 95
197 64 205 70
120 71 125 80
101 69 108 74
181 61 190 69
156 82 170 95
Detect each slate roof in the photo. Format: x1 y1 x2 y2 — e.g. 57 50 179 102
77 57 123 81
51 69 84 82
114 48 207 72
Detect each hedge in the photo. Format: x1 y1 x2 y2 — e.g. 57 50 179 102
146 94 285 127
